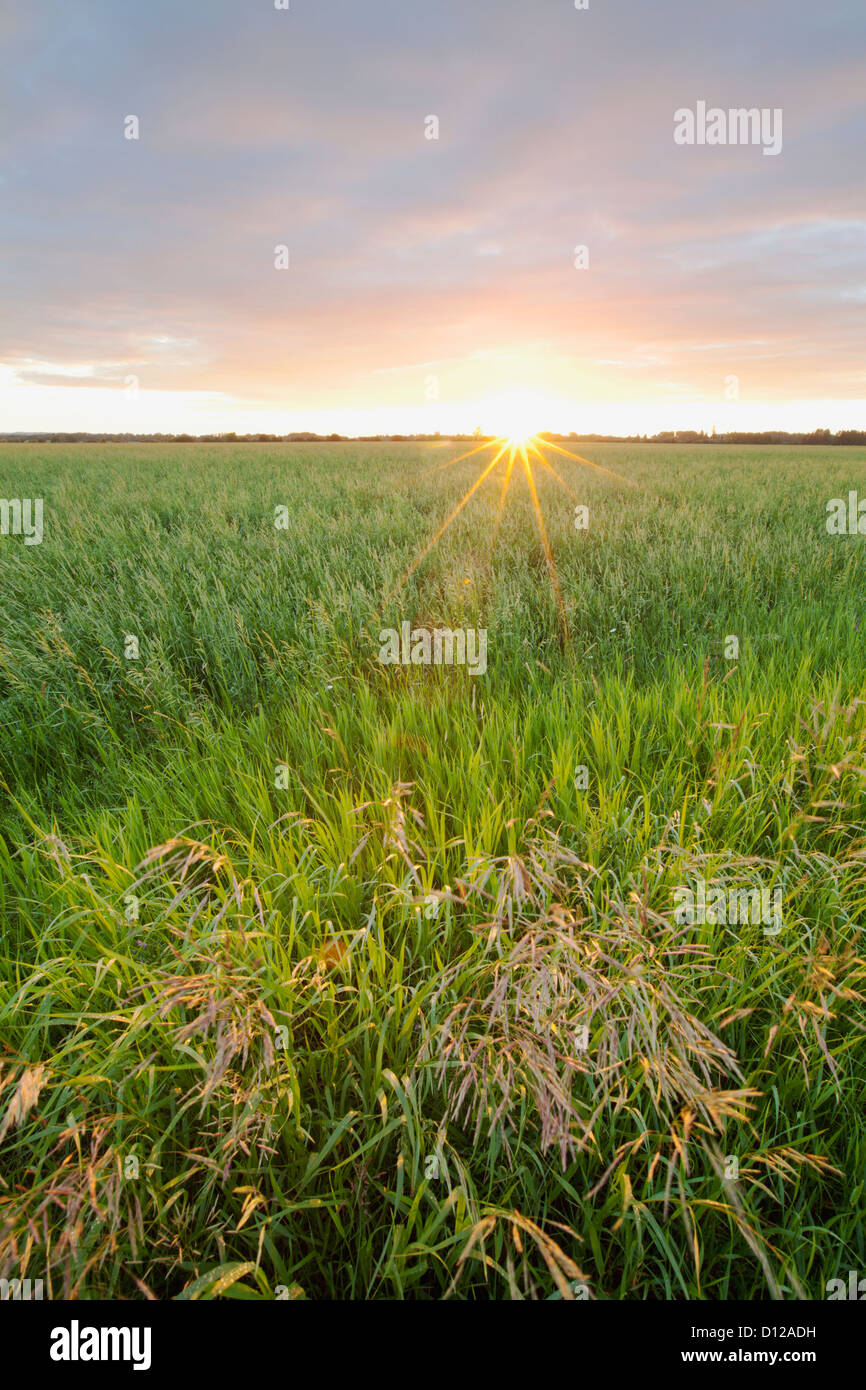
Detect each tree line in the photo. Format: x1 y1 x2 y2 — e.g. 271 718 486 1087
3 428 865 445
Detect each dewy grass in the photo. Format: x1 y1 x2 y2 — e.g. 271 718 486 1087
0 440 864 1300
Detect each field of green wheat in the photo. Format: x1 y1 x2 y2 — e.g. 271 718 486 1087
0 440 864 1300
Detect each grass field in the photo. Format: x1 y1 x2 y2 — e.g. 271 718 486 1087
1 440 865 1301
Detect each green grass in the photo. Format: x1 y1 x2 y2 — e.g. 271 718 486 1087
0 440 864 1300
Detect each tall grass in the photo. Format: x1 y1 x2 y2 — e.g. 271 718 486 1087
0 441 864 1299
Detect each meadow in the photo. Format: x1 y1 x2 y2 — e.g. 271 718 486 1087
0 439 864 1301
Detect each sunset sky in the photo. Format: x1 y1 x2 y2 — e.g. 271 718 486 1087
1 0 864 436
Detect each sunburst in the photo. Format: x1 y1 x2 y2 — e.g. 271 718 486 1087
386 431 636 647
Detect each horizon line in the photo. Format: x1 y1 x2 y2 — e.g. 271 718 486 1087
3 427 865 445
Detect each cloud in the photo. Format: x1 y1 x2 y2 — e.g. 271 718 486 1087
1 0 864 431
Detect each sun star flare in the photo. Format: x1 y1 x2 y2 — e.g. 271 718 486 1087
384 426 636 649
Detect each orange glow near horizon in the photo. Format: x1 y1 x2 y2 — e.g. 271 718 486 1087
1 367 863 439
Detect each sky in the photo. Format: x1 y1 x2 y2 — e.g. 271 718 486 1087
1 0 864 436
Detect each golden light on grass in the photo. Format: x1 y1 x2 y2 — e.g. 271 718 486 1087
389 424 636 646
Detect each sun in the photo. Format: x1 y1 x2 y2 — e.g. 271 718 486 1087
505 427 537 448
382 412 638 650
499 411 540 449
482 391 546 448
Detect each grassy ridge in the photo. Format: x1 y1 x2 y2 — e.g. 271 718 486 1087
0 441 864 1299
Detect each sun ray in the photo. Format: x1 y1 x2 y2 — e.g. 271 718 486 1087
518 442 571 646
378 428 621 645
419 436 499 478
537 436 638 488
382 440 509 607
526 440 582 503
490 443 518 547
